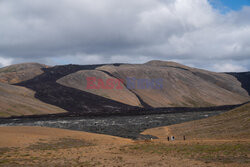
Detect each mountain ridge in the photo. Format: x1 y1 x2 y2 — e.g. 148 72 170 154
0 60 249 117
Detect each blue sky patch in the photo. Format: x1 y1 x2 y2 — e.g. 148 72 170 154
209 0 250 13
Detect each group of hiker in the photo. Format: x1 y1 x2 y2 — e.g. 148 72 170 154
167 135 186 141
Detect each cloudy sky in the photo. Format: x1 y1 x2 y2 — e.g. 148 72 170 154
0 0 250 72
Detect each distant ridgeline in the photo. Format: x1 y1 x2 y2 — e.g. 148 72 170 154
0 61 249 117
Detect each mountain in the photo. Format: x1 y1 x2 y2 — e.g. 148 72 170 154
96 61 249 107
0 63 49 84
0 60 249 117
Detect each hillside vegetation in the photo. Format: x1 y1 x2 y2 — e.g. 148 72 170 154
143 102 250 139
0 63 48 84
0 83 66 117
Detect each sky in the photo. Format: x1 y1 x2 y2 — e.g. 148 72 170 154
209 0 250 11
0 0 250 72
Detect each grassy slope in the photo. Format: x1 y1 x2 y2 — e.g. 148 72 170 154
0 102 249 166
0 63 48 84
97 62 250 107
2 127 246 166
143 102 250 140
0 83 66 117
134 103 250 165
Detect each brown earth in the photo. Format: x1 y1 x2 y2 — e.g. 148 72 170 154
142 102 250 140
0 103 249 166
0 83 66 117
96 60 250 107
0 63 48 84
57 70 142 106
0 126 249 167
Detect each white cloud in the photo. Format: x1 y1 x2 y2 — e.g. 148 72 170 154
47 54 105 65
0 57 13 67
110 55 151 64
0 0 249 71
212 63 248 72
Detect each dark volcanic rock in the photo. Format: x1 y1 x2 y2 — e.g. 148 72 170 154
17 64 138 115
227 72 250 96
0 110 228 140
